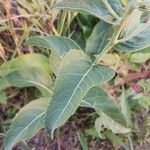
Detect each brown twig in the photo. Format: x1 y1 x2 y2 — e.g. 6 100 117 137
3 0 22 55
124 70 150 81
0 14 36 23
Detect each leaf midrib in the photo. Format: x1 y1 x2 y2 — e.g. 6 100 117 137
17 79 52 94
53 66 93 128
120 21 150 43
8 111 46 149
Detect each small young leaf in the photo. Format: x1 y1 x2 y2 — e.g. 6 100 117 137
4 98 49 150
115 9 150 52
100 112 130 134
86 21 113 55
53 0 122 24
26 36 81 58
129 52 150 63
45 50 115 136
81 86 130 133
104 130 125 146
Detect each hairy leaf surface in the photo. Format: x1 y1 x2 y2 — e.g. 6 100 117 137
45 50 115 136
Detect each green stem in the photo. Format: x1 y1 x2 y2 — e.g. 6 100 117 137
93 0 135 65
128 134 134 150
58 11 67 35
93 40 116 65
93 24 123 65
102 0 121 20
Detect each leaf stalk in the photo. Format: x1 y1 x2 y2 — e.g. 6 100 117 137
93 0 137 65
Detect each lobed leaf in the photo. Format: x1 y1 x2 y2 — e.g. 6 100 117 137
45 50 115 136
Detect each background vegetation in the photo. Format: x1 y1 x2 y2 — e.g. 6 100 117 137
0 0 150 150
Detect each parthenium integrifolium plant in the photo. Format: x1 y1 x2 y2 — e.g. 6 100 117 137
2 0 150 149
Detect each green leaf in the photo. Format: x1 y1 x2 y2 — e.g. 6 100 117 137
26 36 81 58
95 117 103 138
0 77 11 91
0 54 53 97
120 0 128 6
45 50 115 136
77 130 88 150
26 36 81 75
115 9 150 52
4 98 49 150
0 53 52 77
81 86 130 133
50 51 62 75
0 90 7 104
120 88 131 126
129 52 150 63
85 128 100 139
53 0 122 24
104 130 125 145
139 96 150 108
100 112 130 134
3 68 52 97
86 21 113 55
71 30 86 50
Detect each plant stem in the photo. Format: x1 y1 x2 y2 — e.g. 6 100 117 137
128 134 134 150
93 0 136 65
58 11 67 35
102 0 121 20
93 23 123 65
